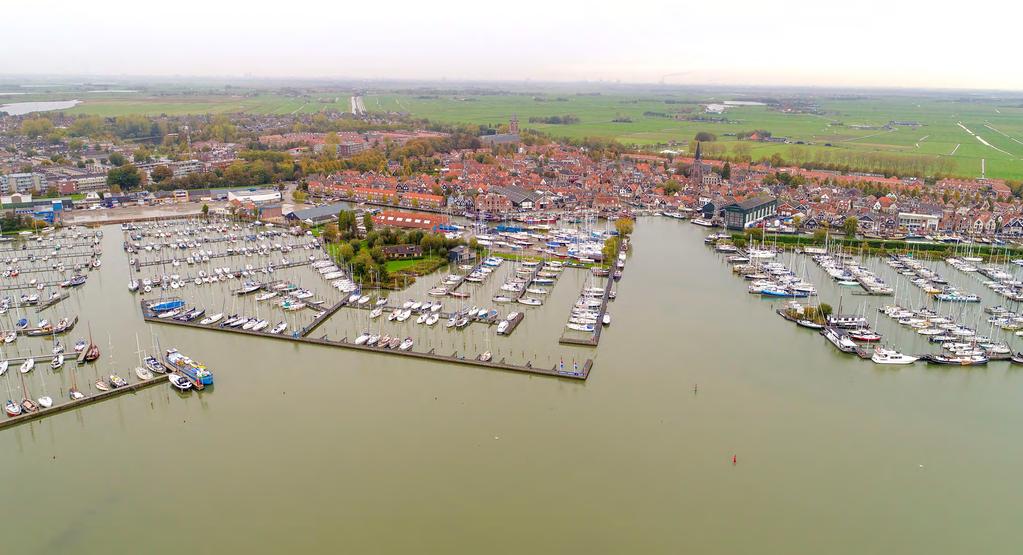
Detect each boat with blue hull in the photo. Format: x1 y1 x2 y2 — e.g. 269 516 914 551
164 348 213 386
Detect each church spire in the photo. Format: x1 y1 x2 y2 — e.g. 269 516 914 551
694 141 702 161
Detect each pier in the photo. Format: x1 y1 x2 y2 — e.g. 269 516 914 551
559 244 621 347
299 298 348 337
0 373 171 431
445 260 485 292
142 309 591 381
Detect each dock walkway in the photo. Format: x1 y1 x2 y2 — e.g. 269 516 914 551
142 308 590 381
0 374 170 431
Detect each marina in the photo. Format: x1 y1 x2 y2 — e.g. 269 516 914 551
8 215 1023 553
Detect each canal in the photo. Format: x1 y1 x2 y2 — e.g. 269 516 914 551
4 217 1023 553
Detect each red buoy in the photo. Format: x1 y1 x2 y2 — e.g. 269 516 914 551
732 455 737 465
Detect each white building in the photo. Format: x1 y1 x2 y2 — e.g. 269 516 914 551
228 189 282 205
897 212 940 232
0 172 47 194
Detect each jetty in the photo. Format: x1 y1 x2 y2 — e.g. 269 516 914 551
0 373 171 431
141 304 591 381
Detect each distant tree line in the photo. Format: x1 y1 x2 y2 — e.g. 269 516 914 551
528 115 580 125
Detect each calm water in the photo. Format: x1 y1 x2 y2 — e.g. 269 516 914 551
0 100 80 115
4 218 1023 553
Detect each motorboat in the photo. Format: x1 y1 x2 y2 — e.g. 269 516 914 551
399 337 414 351
109 374 128 388
848 329 882 342
0 360 7 376
871 347 919 365
4 399 21 417
51 354 63 369
425 313 440 326
168 373 193 391
823 327 859 353
566 322 595 332
370 307 383 319
355 332 371 345
135 366 153 380
94 379 110 391
19 358 34 374
37 395 52 408
480 351 492 362
925 353 988 365
144 355 165 374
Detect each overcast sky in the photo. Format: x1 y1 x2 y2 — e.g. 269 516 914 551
5 0 1018 90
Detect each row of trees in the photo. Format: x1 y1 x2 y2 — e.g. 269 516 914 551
527 115 580 125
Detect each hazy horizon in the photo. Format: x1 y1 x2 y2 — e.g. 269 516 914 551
6 0 1020 91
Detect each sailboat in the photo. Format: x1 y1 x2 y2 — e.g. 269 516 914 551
134 335 153 380
36 366 52 408
68 363 86 400
19 372 37 413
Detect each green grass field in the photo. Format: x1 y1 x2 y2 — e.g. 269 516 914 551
7 84 1023 180
0 89 350 117
363 92 1023 180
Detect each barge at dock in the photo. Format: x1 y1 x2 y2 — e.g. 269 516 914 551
164 348 213 387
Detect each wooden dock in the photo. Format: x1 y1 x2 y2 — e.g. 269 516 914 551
559 243 620 347
497 312 525 335
142 311 591 381
299 298 348 337
445 260 484 292
35 292 70 312
0 374 171 431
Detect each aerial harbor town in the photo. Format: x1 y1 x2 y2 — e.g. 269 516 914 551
6 0 1023 552
6 83 1023 551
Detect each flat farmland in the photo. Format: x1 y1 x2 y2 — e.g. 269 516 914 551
62 93 347 116
364 91 1023 180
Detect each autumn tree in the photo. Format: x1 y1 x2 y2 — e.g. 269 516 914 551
151 165 173 183
614 217 634 237
107 164 142 189
843 216 859 238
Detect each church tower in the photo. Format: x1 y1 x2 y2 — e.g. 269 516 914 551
691 141 705 185
509 115 519 135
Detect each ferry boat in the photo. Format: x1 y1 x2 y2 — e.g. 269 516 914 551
164 349 213 386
